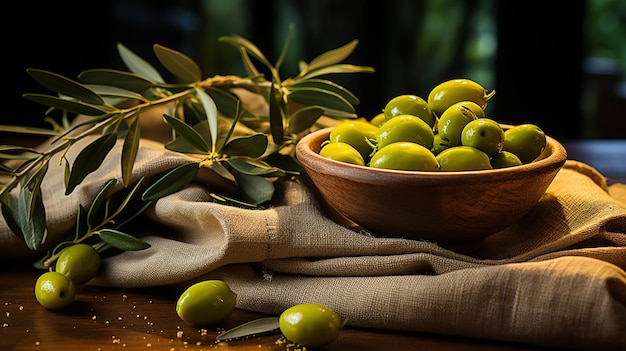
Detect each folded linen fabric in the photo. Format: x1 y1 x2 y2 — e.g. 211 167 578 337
1 136 625 350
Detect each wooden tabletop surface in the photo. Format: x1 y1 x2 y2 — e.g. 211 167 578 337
1 139 625 351
2 265 560 351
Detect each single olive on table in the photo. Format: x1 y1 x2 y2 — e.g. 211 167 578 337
279 303 343 348
55 243 101 285
295 79 567 252
176 280 237 326
34 271 76 310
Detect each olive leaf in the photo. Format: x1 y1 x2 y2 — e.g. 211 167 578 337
216 317 280 342
299 39 360 75
210 160 237 183
195 87 218 152
218 35 274 76
0 145 42 161
0 179 47 250
97 229 151 251
181 97 207 126
320 107 360 119
237 46 262 79
286 106 324 134
220 133 268 158
225 157 284 176
115 200 154 229
121 117 141 187
289 78 360 106
86 178 118 229
203 86 254 119
217 103 247 153
287 87 355 113
117 42 165 83
154 44 202 84
65 132 117 195
56 112 120 140
300 64 375 81
268 81 285 145
274 24 294 71
90 176 151 232
164 119 222 154
23 159 49 217
141 162 199 201
164 134 202 154
78 69 155 93
22 93 112 116
26 69 105 105
234 172 274 205
0 195 24 242
163 114 211 153
108 176 150 224
106 118 129 138
0 125 61 137
86 84 148 103
263 152 304 174
73 204 88 242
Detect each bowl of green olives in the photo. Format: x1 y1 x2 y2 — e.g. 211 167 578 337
295 79 567 252
296 124 566 252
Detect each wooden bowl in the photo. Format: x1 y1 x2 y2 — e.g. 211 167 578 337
295 125 567 252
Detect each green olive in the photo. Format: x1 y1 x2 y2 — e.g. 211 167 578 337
461 118 504 157
55 243 101 285
279 303 342 348
454 100 485 119
437 102 478 147
369 142 439 171
436 146 493 171
176 280 237 326
35 271 76 310
427 79 495 117
369 112 386 127
502 124 547 164
328 121 379 162
376 114 434 150
383 94 435 128
431 133 449 155
490 151 523 169
319 141 365 166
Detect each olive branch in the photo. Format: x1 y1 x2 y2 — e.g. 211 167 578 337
0 26 374 263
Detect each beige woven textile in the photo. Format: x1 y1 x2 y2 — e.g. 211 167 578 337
1 137 625 350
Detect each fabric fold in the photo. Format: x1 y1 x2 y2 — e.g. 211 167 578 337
206 257 626 351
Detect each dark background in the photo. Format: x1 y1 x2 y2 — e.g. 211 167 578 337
2 0 625 141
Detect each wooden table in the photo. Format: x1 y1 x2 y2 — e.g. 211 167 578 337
2 265 558 351
1 139 625 351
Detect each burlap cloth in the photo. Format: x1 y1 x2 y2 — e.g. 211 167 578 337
1 136 625 350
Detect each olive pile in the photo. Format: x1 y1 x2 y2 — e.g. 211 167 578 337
34 243 101 310
319 78 547 171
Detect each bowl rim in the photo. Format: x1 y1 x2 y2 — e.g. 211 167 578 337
295 124 568 184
